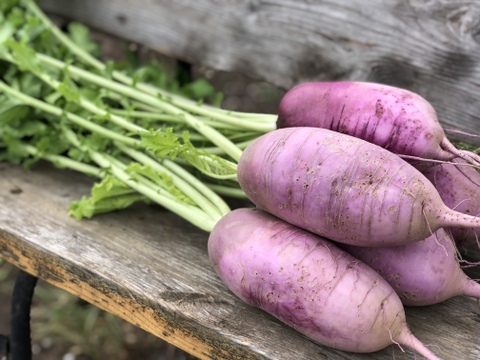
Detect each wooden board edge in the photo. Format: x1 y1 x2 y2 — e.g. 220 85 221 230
0 229 263 360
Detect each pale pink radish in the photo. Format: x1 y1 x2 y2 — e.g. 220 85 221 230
423 158 480 258
208 207 441 359
341 228 480 306
237 127 480 247
276 81 480 168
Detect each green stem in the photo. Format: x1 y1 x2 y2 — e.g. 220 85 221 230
25 0 104 70
26 0 277 129
16 142 103 177
0 80 140 147
101 153 216 231
109 109 243 131
107 155 189 206
35 53 246 160
115 141 229 219
63 128 217 232
1 78 240 182
205 183 248 199
162 159 231 215
201 140 252 155
163 96 277 129
33 68 144 134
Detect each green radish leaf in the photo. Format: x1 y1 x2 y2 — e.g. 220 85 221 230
1 119 46 139
103 60 115 80
125 162 195 205
17 12 44 43
91 175 138 201
76 130 114 153
44 91 63 105
0 137 30 164
58 65 81 103
69 192 145 219
125 162 163 185
0 96 48 143
0 97 29 124
0 21 16 45
5 39 41 73
141 128 238 179
35 130 70 155
0 0 18 13
67 22 100 57
68 175 146 219
141 127 180 158
7 7 25 27
181 79 216 101
68 147 91 163
18 71 44 97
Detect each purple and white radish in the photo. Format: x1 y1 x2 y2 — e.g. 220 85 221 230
340 228 480 306
422 158 480 257
208 207 440 359
276 81 480 167
237 127 480 247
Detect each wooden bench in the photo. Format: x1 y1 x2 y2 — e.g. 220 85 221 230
1 1 480 359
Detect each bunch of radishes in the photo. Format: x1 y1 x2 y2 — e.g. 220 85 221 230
208 82 480 359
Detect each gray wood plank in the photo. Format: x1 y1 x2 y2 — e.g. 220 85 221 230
39 0 480 145
0 162 479 359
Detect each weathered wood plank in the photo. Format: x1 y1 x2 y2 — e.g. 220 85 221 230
39 0 480 145
1 162 480 359
0 162 322 360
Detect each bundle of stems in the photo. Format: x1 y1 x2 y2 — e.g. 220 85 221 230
0 0 278 231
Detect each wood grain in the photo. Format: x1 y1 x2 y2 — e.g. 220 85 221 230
3 1 480 358
0 162 480 360
39 0 480 145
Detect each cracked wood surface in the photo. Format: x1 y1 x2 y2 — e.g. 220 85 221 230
39 0 480 145
3 1 480 358
0 162 479 359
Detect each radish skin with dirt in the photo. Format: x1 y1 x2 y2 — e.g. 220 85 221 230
237 127 480 247
276 81 480 167
422 158 480 256
340 228 480 306
208 208 441 358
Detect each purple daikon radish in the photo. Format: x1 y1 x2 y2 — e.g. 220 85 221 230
423 158 480 259
277 81 480 167
208 207 440 359
341 229 480 306
237 127 480 247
